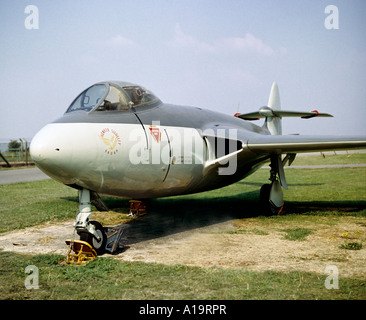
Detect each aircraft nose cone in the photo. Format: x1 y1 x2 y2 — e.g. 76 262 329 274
30 125 59 164
30 124 73 183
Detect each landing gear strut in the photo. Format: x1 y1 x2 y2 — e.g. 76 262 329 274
74 189 107 255
260 154 295 215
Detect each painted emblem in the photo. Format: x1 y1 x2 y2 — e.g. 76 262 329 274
99 128 121 155
149 125 161 143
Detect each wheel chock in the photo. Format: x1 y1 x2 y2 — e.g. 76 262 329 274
60 239 97 265
128 200 147 216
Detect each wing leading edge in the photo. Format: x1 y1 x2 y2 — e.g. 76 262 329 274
246 135 366 155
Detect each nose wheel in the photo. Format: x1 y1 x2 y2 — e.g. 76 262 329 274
78 221 107 255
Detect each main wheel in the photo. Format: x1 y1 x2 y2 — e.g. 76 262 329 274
260 184 283 216
79 221 106 255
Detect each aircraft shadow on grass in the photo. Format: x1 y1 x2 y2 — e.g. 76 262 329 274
83 193 365 255
61 192 365 254
100 191 259 253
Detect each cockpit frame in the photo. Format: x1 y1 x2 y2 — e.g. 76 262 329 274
65 81 162 114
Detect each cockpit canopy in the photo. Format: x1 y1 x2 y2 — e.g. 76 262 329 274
66 81 161 113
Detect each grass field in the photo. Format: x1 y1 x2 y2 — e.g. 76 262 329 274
0 153 365 300
1 252 365 300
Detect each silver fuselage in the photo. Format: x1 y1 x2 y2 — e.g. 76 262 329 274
30 102 270 199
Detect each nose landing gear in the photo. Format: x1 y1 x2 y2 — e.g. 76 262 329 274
72 188 131 255
74 189 107 255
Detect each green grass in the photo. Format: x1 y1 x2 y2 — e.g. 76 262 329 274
280 228 314 241
0 180 78 233
285 167 366 204
1 251 365 300
224 228 269 235
290 152 366 166
0 154 365 300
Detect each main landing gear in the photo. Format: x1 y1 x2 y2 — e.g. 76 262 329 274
260 154 296 216
260 181 283 215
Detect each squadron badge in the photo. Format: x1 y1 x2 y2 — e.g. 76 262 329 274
99 128 121 155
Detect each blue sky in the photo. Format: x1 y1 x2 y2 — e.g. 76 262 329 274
0 0 365 141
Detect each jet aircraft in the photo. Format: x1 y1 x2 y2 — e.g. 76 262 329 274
30 81 366 253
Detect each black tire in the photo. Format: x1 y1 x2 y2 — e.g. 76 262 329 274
79 221 106 255
260 184 283 216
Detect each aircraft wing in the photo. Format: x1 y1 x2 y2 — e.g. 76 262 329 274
246 135 366 155
244 134 366 190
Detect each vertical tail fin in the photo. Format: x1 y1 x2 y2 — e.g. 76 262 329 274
265 82 282 135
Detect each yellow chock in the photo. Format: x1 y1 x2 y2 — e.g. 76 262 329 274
60 239 97 265
128 200 147 216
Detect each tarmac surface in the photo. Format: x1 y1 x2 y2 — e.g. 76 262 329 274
0 167 50 184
